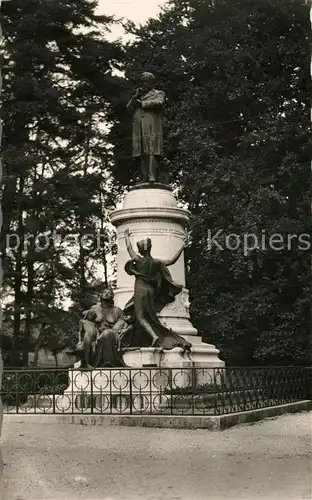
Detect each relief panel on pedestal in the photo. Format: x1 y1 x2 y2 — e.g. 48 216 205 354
158 288 191 319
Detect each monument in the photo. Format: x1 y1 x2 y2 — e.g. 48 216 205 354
75 71 224 370
61 71 224 413
74 71 224 370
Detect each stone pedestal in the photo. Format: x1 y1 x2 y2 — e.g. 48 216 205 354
110 183 224 369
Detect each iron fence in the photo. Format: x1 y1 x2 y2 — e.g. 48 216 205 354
1 366 311 416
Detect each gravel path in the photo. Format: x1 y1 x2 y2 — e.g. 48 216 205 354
1 412 311 500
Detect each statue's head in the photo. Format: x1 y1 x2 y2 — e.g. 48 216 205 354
100 287 114 305
137 238 152 256
140 72 155 92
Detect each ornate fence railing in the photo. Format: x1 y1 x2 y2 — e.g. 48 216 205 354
1 366 311 416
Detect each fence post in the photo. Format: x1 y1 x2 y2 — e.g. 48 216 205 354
129 369 133 415
0 347 3 481
170 368 173 415
306 367 312 401
213 367 218 416
90 370 93 414
52 371 55 414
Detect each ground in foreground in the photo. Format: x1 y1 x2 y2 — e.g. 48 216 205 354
1 412 311 500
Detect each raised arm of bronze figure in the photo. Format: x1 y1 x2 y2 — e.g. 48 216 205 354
162 235 188 266
124 228 139 260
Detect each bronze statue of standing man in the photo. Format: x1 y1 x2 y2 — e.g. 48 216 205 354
127 72 165 183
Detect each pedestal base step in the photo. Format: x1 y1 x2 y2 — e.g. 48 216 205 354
122 339 225 368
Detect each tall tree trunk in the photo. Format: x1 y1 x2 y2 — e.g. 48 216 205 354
23 159 47 366
23 256 35 366
78 111 93 298
99 159 108 287
23 170 38 366
11 174 25 366
78 214 86 291
100 190 108 287
0 174 17 277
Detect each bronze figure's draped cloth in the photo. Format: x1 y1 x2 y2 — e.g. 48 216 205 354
123 254 190 350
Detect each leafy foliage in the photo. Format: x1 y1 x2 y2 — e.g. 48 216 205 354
1 0 123 365
109 0 311 365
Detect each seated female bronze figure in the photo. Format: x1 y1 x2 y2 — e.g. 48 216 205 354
77 288 133 369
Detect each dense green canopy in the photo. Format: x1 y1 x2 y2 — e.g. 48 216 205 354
108 0 311 365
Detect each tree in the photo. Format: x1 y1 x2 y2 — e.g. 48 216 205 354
1 0 124 365
109 0 311 364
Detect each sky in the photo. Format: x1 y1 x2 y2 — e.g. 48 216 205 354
97 0 167 39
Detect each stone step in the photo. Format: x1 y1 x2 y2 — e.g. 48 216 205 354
159 390 267 410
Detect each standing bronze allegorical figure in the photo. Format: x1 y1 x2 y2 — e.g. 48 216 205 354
127 72 165 183
123 228 191 352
